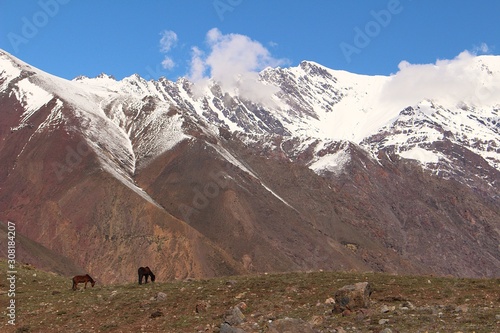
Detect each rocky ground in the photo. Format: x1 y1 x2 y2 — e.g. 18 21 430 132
1 261 498 333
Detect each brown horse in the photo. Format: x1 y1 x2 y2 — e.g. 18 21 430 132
138 266 155 284
72 274 95 290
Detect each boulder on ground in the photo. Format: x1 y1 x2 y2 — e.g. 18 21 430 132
333 282 373 312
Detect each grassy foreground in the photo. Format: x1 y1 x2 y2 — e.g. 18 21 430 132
1 260 498 332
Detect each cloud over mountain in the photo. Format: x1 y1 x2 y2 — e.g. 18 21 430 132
188 28 288 102
381 50 500 108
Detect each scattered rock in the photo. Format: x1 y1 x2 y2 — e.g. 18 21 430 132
150 310 163 318
455 304 468 313
378 318 390 325
195 324 215 333
51 290 61 295
309 315 324 326
155 292 167 301
324 297 335 304
224 306 245 326
235 292 246 299
379 329 392 333
401 301 415 310
196 300 210 313
219 323 246 333
236 302 247 310
333 282 372 312
267 318 317 333
380 304 396 313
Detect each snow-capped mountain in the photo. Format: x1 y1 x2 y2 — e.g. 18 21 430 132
71 55 500 190
0 49 498 282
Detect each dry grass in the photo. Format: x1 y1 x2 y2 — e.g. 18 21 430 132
1 260 498 332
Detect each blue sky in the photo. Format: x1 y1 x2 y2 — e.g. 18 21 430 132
0 0 499 81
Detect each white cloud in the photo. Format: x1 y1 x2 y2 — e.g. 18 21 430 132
188 46 207 82
187 28 288 102
380 50 500 108
161 57 175 70
159 30 178 53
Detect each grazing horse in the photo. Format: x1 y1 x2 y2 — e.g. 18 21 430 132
138 266 155 284
72 274 95 291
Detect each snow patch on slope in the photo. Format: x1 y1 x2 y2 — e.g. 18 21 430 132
399 147 440 164
0 52 22 90
309 147 351 175
15 78 53 116
211 144 298 211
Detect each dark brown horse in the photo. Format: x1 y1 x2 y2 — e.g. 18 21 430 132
72 274 95 290
138 266 155 284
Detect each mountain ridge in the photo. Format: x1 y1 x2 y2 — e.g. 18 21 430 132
0 49 498 282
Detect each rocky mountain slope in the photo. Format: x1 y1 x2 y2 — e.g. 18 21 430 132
0 49 498 282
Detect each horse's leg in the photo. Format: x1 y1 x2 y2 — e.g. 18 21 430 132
84 281 87 289
72 281 76 291
145 274 149 283
138 273 142 285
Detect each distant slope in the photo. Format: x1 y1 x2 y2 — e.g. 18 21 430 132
0 221 84 276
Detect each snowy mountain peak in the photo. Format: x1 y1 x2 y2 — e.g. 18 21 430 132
1 49 499 187
97 73 116 80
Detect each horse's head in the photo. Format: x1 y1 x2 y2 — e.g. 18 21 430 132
87 274 96 287
151 273 156 282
